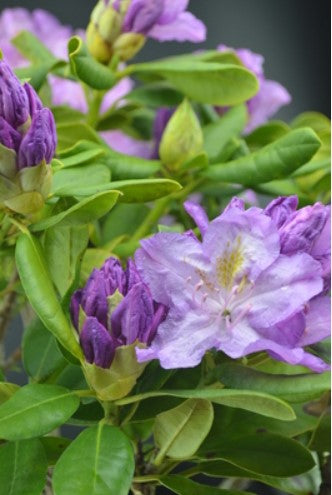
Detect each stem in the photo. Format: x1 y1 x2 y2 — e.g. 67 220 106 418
87 90 104 127
0 271 18 368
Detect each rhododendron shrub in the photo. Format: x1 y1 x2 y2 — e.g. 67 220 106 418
0 2 330 495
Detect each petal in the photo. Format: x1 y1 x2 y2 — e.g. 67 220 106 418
70 289 83 330
136 307 219 369
148 12 206 42
0 116 20 151
158 0 189 24
101 130 153 159
80 316 115 368
299 296 331 346
264 196 298 228
100 77 134 112
184 200 209 236
248 253 323 328
135 232 208 306
49 76 87 113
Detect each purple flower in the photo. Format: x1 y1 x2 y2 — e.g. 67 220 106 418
218 45 291 133
135 197 330 372
0 60 56 169
123 0 206 42
70 257 167 369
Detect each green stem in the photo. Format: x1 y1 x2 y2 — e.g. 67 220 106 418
87 90 104 127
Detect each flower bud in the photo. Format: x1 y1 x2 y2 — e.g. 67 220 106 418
159 99 204 171
70 256 167 399
0 60 56 214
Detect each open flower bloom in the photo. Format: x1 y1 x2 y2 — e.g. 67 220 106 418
218 45 291 133
135 196 330 372
70 257 167 369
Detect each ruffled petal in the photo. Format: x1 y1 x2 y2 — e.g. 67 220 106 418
148 12 206 42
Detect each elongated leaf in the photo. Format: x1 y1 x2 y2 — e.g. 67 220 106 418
154 399 213 461
68 36 116 90
0 439 47 495
245 121 290 150
199 432 315 477
127 82 183 107
56 122 102 152
12 30 57 65
22 319 66 382
202 128 321 185
0 383 19 406
54 178 181 203
203 105 247 162
217 363 330 403
115 388 295 421
58 142 106 168
130 60 258 105
52 164 111 195
30 190 120 231
16 233 82 358
53 424 135 495
160 475 254 495
105 149 161 180
0 384 79 440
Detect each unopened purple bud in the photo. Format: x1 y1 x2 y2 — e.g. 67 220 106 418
0 116 21 150
264 196 298 228
23 83 43 117
70 289 83 331
280 203 329 256
123 0 164 35
80 316 115 368
125 258 142 293
17 108 56 169
101 258 126 295
0 60 30 128
148 301 168 345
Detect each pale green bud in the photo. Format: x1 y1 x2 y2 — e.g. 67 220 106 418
112 32 146 62
159 100 204 172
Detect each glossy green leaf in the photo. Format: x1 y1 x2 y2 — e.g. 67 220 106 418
116 388 295 421
0 384 79 440
217 363 330 403
203 105 247 162
51 105 85 124
68 36 116 90
0 439 47 495
308 412 331 452
12 30 57 65
54 178 181 203
58 141 106 168
22 319 66 382
245 121 290 150
30 191 120 231
43 224 89 296
130 60 259 105
53 424 135 495
127 82 183 107
154 399 214 461
15 233 82 359
104 148 161 180
56 122 102 152
291 111 331 134
199 432 315 477
52 164 111 195
160 475 253 495
202 128 321 185
101 203 149 244
0 383 20 406
15 64 60 91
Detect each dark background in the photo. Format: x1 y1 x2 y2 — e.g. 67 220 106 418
1 0 331 120
1 1 330 494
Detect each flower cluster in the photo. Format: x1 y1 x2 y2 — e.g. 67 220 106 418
87 0 206 62
134 197 330 372
70 257 167 368
0 60 56 213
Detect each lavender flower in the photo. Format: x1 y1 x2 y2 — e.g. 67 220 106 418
87 0 206 63
218 45 291 133
70 257 167 368
0 61 56 170
135 197 330 372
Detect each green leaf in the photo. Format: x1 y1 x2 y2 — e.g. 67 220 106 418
127 82 183 107
291 111 331 135
160 475 253 495
41 436 71 466
52 106 85 125
308 412 331 452
104 148 161 180
217 363 330 403
154 399 213 461
22 319 66 382
130 60 259 105
12 30 57 65
43 225 89 296
192 459 321 495
54 178 181 203
52 164 111 195
202 128 321 185
203 105 247 162
101 203 149 244
68 36 116 90
56 122 102 152
199 432 315 477
15 233 82 359
15 64 60 91
0 383 20 406
0 439 47 495
58 141 106 168
53 424 135 495
30 190 120 231
245 121 290 150
115 388 295 421
0 384 79 440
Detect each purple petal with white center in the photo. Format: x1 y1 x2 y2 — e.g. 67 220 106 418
80 316 115 368
18 108 56 168
264 196 298 228
148 12 206 42
184 200 209 236
248 253 323 329
298 296 331 346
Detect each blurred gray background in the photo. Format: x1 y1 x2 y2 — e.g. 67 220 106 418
1 0 331 121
